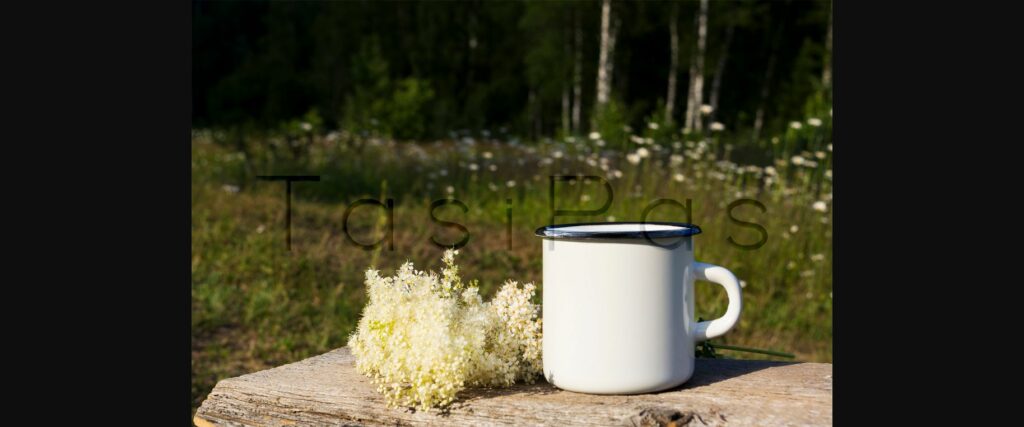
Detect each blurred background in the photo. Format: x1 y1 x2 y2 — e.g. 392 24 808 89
192 0 832 415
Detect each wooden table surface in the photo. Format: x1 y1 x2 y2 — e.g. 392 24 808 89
195 347 832 426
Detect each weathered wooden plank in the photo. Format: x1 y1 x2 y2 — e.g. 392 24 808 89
195 347 831 427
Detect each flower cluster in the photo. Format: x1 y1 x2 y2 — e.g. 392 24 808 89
347 249 542 410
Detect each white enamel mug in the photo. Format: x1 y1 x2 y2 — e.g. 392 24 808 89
535 222 742 394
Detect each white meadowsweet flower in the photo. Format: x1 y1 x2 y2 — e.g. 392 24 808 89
468 163 479 171
300 122 312 131
710 122 725 132
612 169 623 178
827 143 833 152
807 118 823 127
700 104 713 115
489 164 498 172
673 173 685 182
815 151 826 159
791 155 805 166
790 225 799 233
606 215 616 222
636 147 650 158
482 151 493 159
825 169 832 179
445 185 455 194
811 253 826 262
764 166 777 176
771 137 780 145
488 182 498 191
813 201 828 212
595 139 606 147
588 131 601 140
348 251 542 410
580 194 591 202
552 150 564 159
630 135 644 144
790 121 803 130
739 280 748 289
506 180 516 188
670 154 684 166
648 122 659 130
221 184 240 194
626 153 641 165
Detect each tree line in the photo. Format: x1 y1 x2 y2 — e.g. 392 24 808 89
193 0 831 143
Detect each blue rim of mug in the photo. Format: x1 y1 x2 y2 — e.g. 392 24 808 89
534 222 702 240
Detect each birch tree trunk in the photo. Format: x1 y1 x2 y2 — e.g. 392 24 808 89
594 0 613 112
665 3 679 124
572 10 583 133
690 0 708 131
709 23 735 125
684 48 698 131
752 30 781 145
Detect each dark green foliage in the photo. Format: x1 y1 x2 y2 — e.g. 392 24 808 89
193 0 831 142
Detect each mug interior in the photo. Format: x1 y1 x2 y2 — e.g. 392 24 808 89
535 222 701 240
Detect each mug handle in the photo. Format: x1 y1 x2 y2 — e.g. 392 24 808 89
692 262 743 342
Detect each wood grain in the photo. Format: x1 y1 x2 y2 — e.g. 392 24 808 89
195 347 831 426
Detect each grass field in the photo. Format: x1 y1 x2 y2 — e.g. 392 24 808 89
191 122 832 413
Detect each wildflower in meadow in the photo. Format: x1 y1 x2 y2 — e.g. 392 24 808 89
673 173 685 183
489 164 498 172
791 155 805 166
764 166 777 176
825 170 832 179
636 147 650 159
506 180 516 188
648 122 659 130
827 143 833 152
811 253 826 262
446 185 455 194
815 151 826 160
482 151 493 159
672 141 683 150
552 150 564 159
807 118 822 127
607 215 616 222
439 169 449 176
771 137 780 145
739 280 747 289
644 137 654 145
626 153 641 165
221 184 240 194
790 225 799 233
300 122 312 131
256 224 265 234
581 194 591 202
469 163 479 171
700 104 713 115
595 139 606 147
790 121 803 130
589 131 601 140
630 135 644 144
488 182 498 192
612 169 623 179
670 154 684 166
710 122 725 132
802 160 818 168
813 201 828 213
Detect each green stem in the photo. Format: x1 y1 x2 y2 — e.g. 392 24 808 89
712 343 795 359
